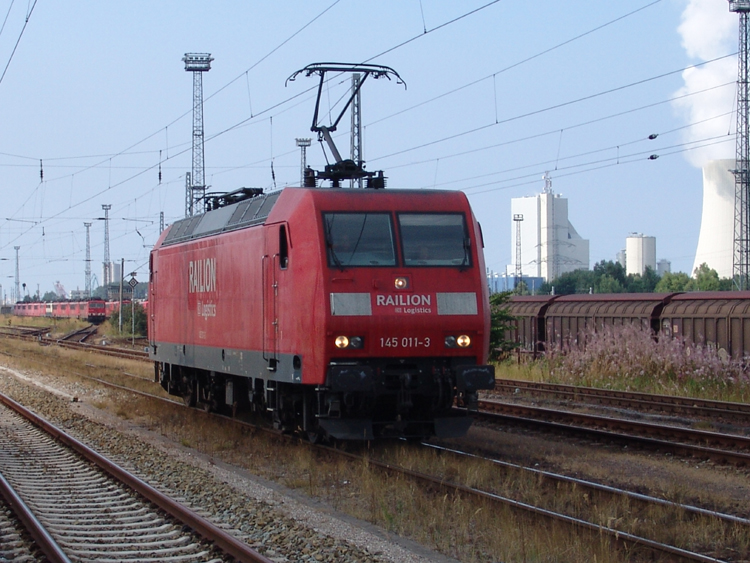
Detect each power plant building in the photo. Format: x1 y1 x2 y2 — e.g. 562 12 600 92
625 234 656 276
657 259 671 276
692 159 734 279
508 176 589 283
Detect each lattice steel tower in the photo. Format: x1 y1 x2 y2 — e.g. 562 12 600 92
84 222 92 297
730 1 750 289
350 73 362 188
102 204 111 287
183 53 213 217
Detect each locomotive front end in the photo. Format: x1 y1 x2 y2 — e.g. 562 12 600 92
313 190 495 440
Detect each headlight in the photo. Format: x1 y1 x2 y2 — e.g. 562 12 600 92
445 334 471 348
335 335 364 349
456 334 471 348
335 336 350 348
394 277 409 290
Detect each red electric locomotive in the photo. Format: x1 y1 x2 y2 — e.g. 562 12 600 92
148 64 495 440
13 298 109 324
86 298 107 323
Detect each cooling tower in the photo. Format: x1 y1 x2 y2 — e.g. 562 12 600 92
692 159 734 279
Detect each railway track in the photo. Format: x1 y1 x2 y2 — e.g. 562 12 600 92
59 324 98 343
3 338 750 560
54 339 149 361
0 499 39 562
0 326 149 362
478 398 750 466
492 378 750 422
0 392 273 563
3 345 745 562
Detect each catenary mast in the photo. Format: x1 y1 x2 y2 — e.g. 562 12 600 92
730 0 750 289
13 246 19 303
84 222 92 297
183 53 213 217
101 204 111 287
350 73 362 188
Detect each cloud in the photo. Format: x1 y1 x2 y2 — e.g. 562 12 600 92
673 0 737 167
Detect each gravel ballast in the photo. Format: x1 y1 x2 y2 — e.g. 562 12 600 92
0 364 458 563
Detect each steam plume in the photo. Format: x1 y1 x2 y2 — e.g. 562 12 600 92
672 0 736 167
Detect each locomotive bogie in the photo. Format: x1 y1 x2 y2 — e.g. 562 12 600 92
149 187 495 440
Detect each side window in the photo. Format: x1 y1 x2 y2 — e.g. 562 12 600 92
279 225 289 269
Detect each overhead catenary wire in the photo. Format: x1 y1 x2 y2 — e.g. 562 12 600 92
384 82 735 172
0 0 505 238
0 0 37 88
0 2 721 285
366 0 665 128
368 52 737 164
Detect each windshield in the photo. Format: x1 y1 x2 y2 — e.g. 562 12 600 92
398 213 471 267
324 212 396 267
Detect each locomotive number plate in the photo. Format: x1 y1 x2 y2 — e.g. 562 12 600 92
380 337 431 348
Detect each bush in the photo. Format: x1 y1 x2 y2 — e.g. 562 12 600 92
545 323 750 401
489 292 518 362
110 302 147 336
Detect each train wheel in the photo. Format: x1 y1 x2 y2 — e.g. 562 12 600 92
182 380 196 408
307 427 324 444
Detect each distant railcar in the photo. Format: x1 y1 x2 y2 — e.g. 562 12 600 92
506 291 750 360
12 298 116 324
659 291 750 359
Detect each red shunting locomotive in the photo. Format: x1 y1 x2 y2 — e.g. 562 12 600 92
148 64 495 440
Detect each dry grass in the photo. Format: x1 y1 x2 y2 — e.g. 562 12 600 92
98 388 750 561
2 336 748 562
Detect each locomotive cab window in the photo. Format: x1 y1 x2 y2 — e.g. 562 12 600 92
323 212 396 267
279 225 289 269
398 213 471 267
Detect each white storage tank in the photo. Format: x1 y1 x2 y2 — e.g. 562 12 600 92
626 233 656 276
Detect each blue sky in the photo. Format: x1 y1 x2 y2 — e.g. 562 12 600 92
0 0 738 298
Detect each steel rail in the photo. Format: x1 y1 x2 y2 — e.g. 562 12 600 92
0 470 71 563
0 391 275 563
478 400 750 466
0 326 150 361
0 342 740 561
323 444 726 563
71 374 731 562
493 378 750 420
424 443 750 527
55 339 148 361
21 360 748 526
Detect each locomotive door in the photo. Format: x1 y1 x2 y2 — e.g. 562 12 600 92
263 224 286 370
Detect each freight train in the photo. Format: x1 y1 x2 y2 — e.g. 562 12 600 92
507 291 750 359
148 63 495 441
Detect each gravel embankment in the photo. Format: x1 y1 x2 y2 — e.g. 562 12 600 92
0 365 457 563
